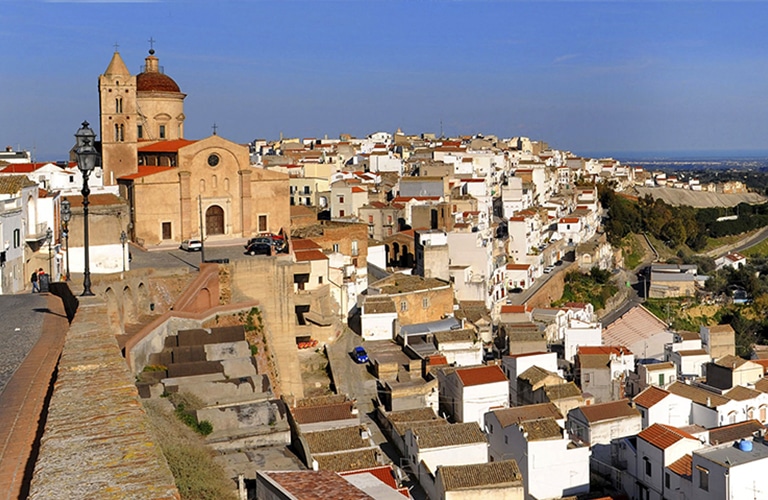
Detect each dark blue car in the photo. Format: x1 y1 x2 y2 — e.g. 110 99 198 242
353 346 369 363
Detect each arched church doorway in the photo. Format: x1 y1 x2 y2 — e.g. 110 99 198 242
205 205 225 235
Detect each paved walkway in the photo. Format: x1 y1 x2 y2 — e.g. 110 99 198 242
0 293 69 500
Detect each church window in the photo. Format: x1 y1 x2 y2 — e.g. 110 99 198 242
114 124 124 142
137 125 143 139
115 98 123 113
159 125 166 139
258 215 268 233
212 175 217 189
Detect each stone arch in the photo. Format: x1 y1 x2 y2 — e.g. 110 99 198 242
137 282 152 315
104 287 123 336
122 285 138 324
205 205 225 235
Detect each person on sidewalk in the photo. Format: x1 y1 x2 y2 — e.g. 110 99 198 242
38 268 50 293
31 269 39 293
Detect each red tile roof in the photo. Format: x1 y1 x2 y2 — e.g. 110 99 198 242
667 454 692 478
633 386 670 409
500 305 530 314
339 465 400 492
506 263 530 271
137 139 196 152
559 217 580 224
577 346 632 356
576 399 639 423
292 238 322 250
118 165 174 180
351 186 367 193
295 249 328 262
638 423 697 450
456 365 507 386
261 471 371 500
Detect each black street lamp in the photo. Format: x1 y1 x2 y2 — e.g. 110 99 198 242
45 227 53 278
61 198 71 281
74 121 98 296
120 230 127 272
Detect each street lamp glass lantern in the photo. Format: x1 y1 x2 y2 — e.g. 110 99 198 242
61 199 71 222
120 231 127 245
75 120 96 149
46 227 52 243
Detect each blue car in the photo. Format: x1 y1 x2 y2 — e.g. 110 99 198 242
353 346 369 363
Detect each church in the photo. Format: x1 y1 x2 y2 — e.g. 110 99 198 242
99 48 289 246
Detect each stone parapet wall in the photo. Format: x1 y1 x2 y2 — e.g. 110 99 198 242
28 297 180 499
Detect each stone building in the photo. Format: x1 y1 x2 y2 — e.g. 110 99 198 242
99 48 290 246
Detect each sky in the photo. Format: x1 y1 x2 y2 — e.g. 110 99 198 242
3 1 768 161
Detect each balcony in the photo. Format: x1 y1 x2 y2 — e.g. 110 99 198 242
25 222 50 243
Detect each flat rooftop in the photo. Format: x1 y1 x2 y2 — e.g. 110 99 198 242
698 439 768 468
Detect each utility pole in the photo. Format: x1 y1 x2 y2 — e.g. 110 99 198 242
198 195 205 264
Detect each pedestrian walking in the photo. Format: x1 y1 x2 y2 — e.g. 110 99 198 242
30 269 39 293
38 268 50 293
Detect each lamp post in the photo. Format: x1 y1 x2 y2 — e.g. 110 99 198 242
120 230 127 272
61 199 71 281
74 121 98 296
45 227 52 278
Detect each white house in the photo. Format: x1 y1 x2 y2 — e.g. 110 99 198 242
404 422 488 500
672 439 768 500
630 424 703 500
501 351 559 405
437 365 509 426
567 399 642 463
360 295 397 341
714 252 747 271
632 386 691 429
563 319 602 363
485 413 590 499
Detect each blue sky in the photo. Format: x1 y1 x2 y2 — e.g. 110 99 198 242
3 1 768 161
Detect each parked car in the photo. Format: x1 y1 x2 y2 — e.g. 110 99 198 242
509 287 524 294
246 242 272 256
352 346 369 364
543 265 555 274
180 239 202 252
555 260 563 266
245 233 286 252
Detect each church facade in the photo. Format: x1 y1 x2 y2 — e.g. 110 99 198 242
99 49 289 246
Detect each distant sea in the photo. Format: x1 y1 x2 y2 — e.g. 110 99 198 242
579 150 768 171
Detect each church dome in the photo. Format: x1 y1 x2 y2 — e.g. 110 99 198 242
136 49 181 93
137 71 181 93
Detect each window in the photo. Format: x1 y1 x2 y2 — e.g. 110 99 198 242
303 186 310 194
659 373 665 386
644 457 651 476
258 215 267 232
318 276 323 284
13 229 20 248
665 472 670 489
332 243 339 253
115 97 123 113
697 466 709 491
339 210 345 217
162 222 172 240
368 215 374 224
387 215 393 225
584 373 590 384
114 124 124 142
422 297 429 309
338 196 344 203
760 406 767 422
137 125 143 139
400 301 407 312
351 240 358 256
159 125 166 139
